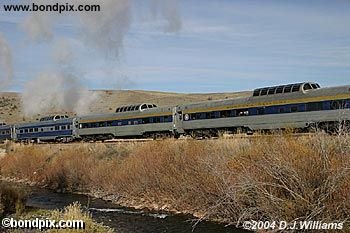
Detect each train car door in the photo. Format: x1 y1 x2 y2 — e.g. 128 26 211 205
173 107 185 135
11 125 16 140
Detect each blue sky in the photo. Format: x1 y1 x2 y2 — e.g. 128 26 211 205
1 0 350 93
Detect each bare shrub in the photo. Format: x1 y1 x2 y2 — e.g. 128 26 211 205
0 184 27 217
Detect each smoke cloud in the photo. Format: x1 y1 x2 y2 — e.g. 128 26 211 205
151 0 182 33
19 0 181 117
21 71 99 116
78 0 132 57
51 39 73 64
0 33 13 90
22 38 99 117
21 13 54 42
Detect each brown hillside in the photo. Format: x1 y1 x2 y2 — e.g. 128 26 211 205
0 90 250 124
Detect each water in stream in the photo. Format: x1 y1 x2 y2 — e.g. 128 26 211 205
4 182 248 233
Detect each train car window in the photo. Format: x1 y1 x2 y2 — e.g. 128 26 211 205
268 88 276 95
276 86 284 94
253 89 260 96
20 130 23 133
141 104 147 110
41 128 44 132
220 110 228 118
164 116 170 122
283 85 292 93
306 102 323 111
29 129 33 132
55 126 59 130
257 108 265 115
260 88 268 96
61 126 66 130
291 106 298 112
292 85 300 92
34 128 38 132
25 129 28 133
303 83 312 91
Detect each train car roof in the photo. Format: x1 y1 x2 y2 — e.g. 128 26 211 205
15 117 74 128
177 84 350 111
77 105 174 121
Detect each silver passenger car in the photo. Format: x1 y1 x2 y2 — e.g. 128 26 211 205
75 103 175 140
175 82 350 137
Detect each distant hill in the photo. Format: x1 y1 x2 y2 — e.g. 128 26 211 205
0 90 250 124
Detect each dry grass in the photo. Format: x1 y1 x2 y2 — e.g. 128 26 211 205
7 203 113 233
48 203 114 233
1 135 349 231
0 184 26 217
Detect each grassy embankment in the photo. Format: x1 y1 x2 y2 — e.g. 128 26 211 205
0 134 349 231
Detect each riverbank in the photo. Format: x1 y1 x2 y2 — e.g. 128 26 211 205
0 135 349 231
0 183 113 233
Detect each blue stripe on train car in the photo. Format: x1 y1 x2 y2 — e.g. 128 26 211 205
17 130 73 139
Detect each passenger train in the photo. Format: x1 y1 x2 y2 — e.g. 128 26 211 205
1 81 350 142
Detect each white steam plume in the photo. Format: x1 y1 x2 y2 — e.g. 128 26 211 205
78 0 132 57
21 71 99 116
22 38 100 117
0 33 13 90
20 0 181 116
151 0 182 32
21 13 54 42
51 39 73 64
